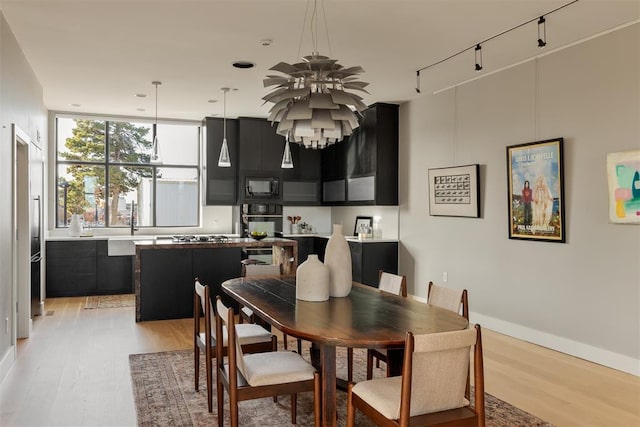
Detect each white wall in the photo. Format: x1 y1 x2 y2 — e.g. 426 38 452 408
0 10 47 381
399 24 640 374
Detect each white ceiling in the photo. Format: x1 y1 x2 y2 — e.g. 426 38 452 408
1 0 638 121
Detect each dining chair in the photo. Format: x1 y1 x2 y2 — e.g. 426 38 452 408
240 263 303 354
193 278 276 413
347 324 485 427
428 281 469 320
359 271 407 381
215 296 321 427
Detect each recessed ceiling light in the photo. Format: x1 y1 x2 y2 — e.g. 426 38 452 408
232 61 255 69
137 108 146 112
135 93 147 98
260 39 272 47
70 103 81 107
208 99 218 103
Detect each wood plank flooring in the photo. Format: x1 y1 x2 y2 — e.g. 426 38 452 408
0 296 638 426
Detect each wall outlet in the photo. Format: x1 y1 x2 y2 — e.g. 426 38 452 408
442 272 448 283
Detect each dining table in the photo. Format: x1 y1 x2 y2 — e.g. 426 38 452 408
222 276 469 427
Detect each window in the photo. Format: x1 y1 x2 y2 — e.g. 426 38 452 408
56 115 200 228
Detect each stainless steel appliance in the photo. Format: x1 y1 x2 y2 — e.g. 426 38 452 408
245 177 280 199
240 204 283 264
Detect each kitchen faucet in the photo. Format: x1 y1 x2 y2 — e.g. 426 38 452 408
130 201 138 235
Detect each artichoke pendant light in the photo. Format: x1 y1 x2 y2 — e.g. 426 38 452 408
217 87 231 168
150 81 162 164
263 0 369 150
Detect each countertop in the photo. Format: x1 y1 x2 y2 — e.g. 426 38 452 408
281 233 399 243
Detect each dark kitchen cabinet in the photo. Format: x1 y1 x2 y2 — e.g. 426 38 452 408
282 180 320 204
96 240 133 294
192 247 242 310
314 237 329 262
348 241 399 287
238 117 286 174
204 117 239 205
46 240 97 297
46 240 133 297
288 237 315 264
139 248 193 321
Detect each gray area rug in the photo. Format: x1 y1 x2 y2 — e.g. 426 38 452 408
85 294 135 309
130 343 554 427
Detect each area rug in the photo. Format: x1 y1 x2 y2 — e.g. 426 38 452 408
84 294 135 309
129 342 553 427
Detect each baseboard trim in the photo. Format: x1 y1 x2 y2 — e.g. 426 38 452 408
0 345 16 384
470 312 640 376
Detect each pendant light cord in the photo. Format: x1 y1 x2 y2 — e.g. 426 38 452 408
223 89 227 138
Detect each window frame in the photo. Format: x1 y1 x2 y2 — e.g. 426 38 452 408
54 113 202 229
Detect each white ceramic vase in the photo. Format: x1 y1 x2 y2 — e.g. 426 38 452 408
296 254 329 301
68 214 83 237
324 224 352 297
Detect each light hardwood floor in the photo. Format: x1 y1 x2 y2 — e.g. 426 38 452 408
0 296 638 426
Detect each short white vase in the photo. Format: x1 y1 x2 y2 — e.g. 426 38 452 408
68 214 83 237
296 254 329 301
324 224 352 297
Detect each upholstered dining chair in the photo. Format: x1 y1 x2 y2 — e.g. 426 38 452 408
240 263 303 354
428 281 469 320
347 324 485 427
215 296 321 427
193 279 276 413
358 271 407 381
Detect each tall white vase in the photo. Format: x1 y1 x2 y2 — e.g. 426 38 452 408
324 224 352 297
68 214 82 237
296 254 329 301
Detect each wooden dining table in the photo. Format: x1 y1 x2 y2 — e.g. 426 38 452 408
222 276 469 427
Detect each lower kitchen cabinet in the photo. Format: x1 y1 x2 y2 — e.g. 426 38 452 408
46 240 133 297
288 237 316 264
138 247 242 321
348 241 398 287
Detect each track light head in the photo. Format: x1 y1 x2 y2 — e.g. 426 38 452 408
474 44 483 72
537 16 547 49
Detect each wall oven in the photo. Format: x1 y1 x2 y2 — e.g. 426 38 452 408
241 204 283 263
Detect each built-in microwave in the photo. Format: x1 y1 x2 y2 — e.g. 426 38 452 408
245 177 279 199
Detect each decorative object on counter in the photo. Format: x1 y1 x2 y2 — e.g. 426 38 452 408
372 216 382 239
296 254 329 301
262 0 369 150
68 214 83 237
353 216 373 236
324 224 352 297
250 231 268 241
287 215 302 234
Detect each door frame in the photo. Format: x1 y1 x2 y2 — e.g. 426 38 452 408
12 123 32 340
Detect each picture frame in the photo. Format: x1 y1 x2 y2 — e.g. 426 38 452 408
428 164 480 218
507 138 565 242
354 216 373 236
607 149 640 224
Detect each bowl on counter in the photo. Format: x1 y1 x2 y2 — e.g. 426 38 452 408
250 232 268 241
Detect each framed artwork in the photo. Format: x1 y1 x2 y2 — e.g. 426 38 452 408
428 164 480 218
507 138 565 242
607 150 640 224
354 216 373 236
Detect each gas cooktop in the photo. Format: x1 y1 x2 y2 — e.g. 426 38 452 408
171 235 231 243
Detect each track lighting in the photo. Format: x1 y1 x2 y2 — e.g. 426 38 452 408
537 16 547 48
474 44 483 72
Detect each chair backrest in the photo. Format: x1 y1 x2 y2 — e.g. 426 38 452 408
194 278 215 348
215 296 248 386
427 281 469 319
243 263 282 277
398 324 484 423
378 270 407 297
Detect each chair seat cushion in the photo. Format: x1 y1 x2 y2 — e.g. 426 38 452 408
201 324 272 347
352 377 469 420
241 306 254 318
242 351 315 387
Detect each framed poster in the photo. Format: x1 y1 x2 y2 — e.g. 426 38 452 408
607 149 640 224
428 164 480 217
507 138 565 242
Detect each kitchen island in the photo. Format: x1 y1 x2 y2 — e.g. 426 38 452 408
134 237 297 321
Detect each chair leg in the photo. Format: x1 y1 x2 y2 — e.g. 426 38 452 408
376 358 380 368
194 345 200 391
283 332 289 350
297 339 302 355
314 372 321 427
216 372 224 427
346 382 356 427
366 350 373 380
291 393 297 424
347 347 354 382
206 352 213 412
230 393 239 427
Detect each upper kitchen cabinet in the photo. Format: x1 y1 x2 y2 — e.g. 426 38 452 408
204 117 239 205
238 117 286 174
322 103 399 206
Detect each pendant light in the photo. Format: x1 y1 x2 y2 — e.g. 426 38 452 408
150 81 162 164
218 87 231 168
281 133 293 169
